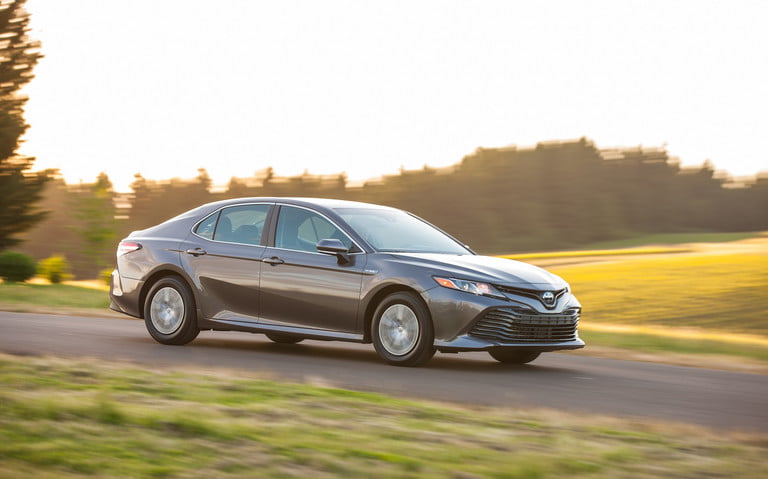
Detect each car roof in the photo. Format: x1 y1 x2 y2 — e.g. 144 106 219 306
198 197 396 213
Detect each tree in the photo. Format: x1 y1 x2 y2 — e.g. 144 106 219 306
71 172 116 274
16 177 82 273
127 169 213 231
0 0 49 251
126 173 161 230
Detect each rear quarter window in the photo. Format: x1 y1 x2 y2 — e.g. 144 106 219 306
194 212 218 240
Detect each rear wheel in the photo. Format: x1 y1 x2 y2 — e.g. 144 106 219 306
372 292 435 367
489 349 540 364
144 276 199 345
265 333 304 344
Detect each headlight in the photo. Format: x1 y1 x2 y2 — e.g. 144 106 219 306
433 277 505 299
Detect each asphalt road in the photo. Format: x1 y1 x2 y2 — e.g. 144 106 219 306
2 311 767 432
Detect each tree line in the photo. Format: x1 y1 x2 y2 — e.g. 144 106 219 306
16 138 768 278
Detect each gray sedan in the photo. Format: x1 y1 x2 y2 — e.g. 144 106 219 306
110 198 584 366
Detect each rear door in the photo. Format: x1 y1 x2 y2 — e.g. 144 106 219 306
181 203 272 323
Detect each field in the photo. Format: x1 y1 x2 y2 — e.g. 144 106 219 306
1 353 765 479
550 253 768 335
508 234 768 364
573 232 761 250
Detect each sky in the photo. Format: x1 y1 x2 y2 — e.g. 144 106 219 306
19 0 768 192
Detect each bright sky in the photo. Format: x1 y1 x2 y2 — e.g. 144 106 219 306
20 0 768 192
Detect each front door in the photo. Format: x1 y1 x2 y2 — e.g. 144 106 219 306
258 205 365 334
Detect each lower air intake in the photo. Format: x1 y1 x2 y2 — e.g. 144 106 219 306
469 307 579 343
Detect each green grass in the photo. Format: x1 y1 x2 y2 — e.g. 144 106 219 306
579 329 768 363
0 354 765 479
0 283 109 311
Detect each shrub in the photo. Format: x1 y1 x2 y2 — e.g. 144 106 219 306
100 267 114 286
38 255 73 284
0 251 37 283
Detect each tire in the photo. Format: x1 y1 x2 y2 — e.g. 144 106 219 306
265 333 304 344
372 292 435 367
489 349 540 364
144 276 199 345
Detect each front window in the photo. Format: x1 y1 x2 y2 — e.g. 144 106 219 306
336 208 470 255
275 206 354 253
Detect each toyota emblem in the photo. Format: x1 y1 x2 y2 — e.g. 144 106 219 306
541 291 555 304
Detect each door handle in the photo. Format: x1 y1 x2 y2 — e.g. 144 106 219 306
262 256 285 265
185 248 207 257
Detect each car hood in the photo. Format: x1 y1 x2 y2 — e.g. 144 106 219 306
386 253 568 289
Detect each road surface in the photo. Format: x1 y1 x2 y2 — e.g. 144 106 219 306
1 311 766 432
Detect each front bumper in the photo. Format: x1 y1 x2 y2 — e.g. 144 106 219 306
435 335 585 353
425 285 586 353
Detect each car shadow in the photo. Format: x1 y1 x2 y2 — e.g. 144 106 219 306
161 335 574 373
429 355 570 374
190 336 384 365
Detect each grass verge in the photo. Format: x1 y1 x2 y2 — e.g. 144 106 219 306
0 282 110 311
1 354 765 479
579 328 768 364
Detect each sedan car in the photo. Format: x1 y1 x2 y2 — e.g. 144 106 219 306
110 197 584 366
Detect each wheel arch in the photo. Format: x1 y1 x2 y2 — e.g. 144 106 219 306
361 284 429 343
138 266 196 319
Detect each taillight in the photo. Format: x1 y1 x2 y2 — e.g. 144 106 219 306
117 241 142 256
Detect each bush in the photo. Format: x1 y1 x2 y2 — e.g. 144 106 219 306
0 251 37 283
100 267 114 286
38 255 72 284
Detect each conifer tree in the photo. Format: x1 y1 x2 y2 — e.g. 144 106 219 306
0 0 48 251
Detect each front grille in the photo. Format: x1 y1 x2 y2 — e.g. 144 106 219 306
469 307 579 343
495 285 567 308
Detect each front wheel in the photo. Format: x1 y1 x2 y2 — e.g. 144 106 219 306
489 349 540 364
372 292 435 367
144 276 199 345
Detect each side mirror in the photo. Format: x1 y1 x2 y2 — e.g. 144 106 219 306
316 238 350 264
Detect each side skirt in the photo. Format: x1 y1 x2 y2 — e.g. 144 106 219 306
199 317 366 343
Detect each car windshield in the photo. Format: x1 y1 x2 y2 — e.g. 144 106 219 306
336 208 471 255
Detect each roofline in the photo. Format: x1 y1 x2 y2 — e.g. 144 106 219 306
198 197 396 211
